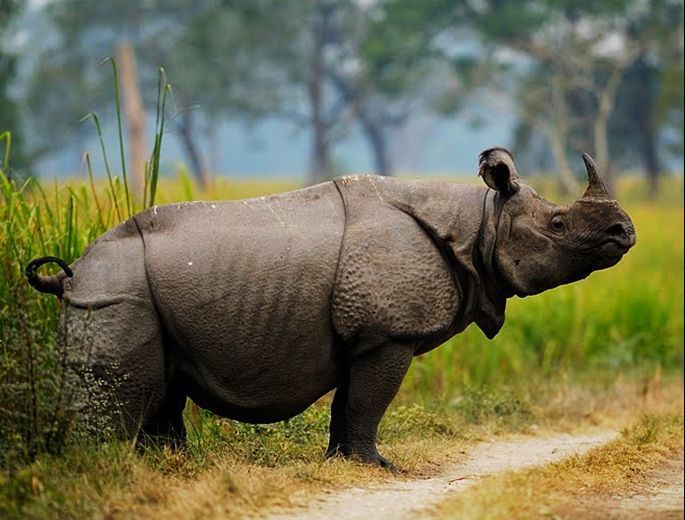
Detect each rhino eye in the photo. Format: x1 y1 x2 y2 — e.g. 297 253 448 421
551 215 566 232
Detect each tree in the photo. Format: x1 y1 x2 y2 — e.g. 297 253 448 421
480 0 684 193
27 0 346 186
25 0 458 184
623 0 684 194
28 0 228 189
116 40 147 193
462 0 644 194
326 0 435 176
297 0 436 178
0 0 28 178
162 0 298 185
382 0 684 193
208 0 434 181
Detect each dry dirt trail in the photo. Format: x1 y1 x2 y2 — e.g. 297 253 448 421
264 430 618 520
564 452 685 519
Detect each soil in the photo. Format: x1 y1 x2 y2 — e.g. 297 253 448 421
556 451 685 520
264 430 618 520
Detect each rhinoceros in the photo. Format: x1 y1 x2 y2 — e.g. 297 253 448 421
26 148 635 468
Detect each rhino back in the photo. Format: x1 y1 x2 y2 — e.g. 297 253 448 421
134 182 345 420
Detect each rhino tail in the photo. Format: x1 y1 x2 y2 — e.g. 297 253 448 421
25 256 73 298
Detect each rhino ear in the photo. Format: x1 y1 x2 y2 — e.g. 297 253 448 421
478 147 519 195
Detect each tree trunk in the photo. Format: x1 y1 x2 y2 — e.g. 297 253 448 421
547 78 579 195
327 68 392 177
177 111 210 190
593 110 613 195
545 125 578 196
308 0 332 183
359 110 391 176
644 128 660 197
116 40 146 196
207 118 222 176
593 75 617 195
591 48 639 197
632 56 661 196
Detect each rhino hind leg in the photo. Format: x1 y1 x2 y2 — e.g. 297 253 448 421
137 381 187 448
63 301 182 445
326 341 414 470
325 378 349 457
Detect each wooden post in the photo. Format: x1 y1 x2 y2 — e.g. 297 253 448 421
116 40 146 196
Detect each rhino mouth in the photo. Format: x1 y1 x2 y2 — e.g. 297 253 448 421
601 237 634 258
602 221 636 256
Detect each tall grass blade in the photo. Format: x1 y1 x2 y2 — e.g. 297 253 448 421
85 152 106 231
66 192 75 261
0 130 11 173
102 56 132 217
142 160 150 209
148 68 170 207
80 112 122 222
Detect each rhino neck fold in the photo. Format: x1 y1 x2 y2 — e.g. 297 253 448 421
472 190 510 338
378 178 508 339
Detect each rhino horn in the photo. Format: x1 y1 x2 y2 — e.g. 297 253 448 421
581 153 610 199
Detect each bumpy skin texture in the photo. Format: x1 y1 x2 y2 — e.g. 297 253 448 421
138 184 344 425
31 149 636 467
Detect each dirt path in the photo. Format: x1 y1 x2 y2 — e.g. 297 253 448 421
264 430 617 520
560 452 685 519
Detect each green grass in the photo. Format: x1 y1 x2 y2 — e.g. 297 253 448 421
1 58 682 518
1 168 683 463
0 170 682 517
1 64 172 468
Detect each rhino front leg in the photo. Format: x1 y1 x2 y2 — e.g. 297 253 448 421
328 341 414 469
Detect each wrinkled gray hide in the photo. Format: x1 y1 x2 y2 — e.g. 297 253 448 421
27 149 636 468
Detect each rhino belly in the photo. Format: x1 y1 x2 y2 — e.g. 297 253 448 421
137 183 345 422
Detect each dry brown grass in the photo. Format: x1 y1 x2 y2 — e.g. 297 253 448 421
523 369 684 433
102 436 464 519
99 378 684 519
3 377 681 519
433 380 684 520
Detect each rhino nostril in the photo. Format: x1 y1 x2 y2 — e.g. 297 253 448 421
606 223 627 238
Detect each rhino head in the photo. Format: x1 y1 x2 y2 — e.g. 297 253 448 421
479 147 636 297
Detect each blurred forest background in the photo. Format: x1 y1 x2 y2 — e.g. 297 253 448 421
0 0 683 193
0 3 683 515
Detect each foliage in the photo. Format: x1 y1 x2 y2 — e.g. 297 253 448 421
0 64 170 470
0 0 26 178
22 0 517 182
380 0 684 191
1 166 682 472
9 0 685 188
25 0 276 184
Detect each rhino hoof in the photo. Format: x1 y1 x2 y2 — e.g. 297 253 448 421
375 454 403 474
326 447 402 473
